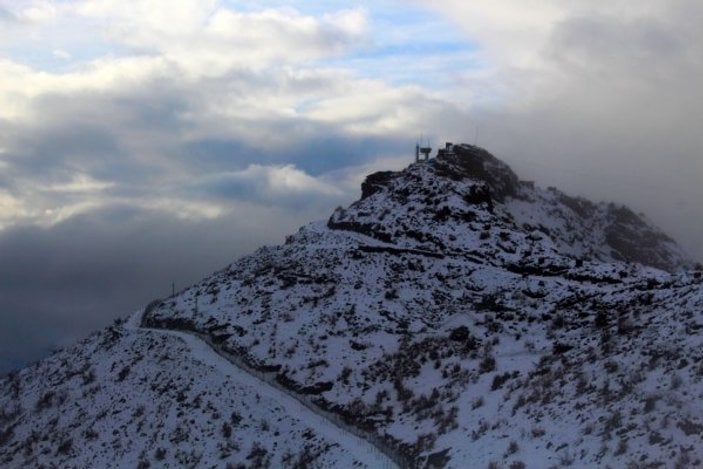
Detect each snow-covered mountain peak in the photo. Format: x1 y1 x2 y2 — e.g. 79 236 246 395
2 143 701 469
360 143 519 202
335 143 693 272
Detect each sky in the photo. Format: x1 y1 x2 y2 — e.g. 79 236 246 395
1 0 702 374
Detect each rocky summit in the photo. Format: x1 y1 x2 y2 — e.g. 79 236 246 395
2 144 702 468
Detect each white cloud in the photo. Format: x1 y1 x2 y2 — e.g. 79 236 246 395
17 1 59 24
70 1 368 74
0 56 174 120
0 191 27 222
239 164 343 197
305 80 461 135
416 0 564 76
75 0 218 35
52 49 72 60
46 173 114 193
196 164 347 208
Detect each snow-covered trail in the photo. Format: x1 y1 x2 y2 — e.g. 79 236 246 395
124 310 399 469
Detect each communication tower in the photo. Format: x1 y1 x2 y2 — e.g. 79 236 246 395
415 137 432 162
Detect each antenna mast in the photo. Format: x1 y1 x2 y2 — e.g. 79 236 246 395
414 134 432 162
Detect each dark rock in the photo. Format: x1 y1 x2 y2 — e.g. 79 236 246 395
448 326 470 342
361 171 396 199
275 373 333 395
424 448 451 468
604 205 680 272
327 219 393 243
559 194 597 219
434 144 520 201
553 342 573 354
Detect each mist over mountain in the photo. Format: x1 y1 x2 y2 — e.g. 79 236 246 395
2 145 702 468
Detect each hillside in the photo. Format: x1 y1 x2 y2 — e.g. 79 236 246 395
2 144 701 468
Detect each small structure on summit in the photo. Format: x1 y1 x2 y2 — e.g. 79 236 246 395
415 142 432 162
437 142 454 157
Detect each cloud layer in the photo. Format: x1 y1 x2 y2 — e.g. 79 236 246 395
0 204 322 373
0 1 474 232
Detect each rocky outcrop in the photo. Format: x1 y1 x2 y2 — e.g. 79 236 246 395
434 144 520 201
604 204 681 271
361 171 396 200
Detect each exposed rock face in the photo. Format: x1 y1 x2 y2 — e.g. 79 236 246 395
604 204 680 271
434 144 521 201
360 171 396 200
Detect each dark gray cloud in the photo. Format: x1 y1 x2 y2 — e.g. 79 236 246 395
0 202 340 375
184 134 409 176
0 7 16 23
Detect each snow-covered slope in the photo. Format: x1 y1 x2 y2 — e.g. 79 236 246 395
0 309 393 468
2 144 701 468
